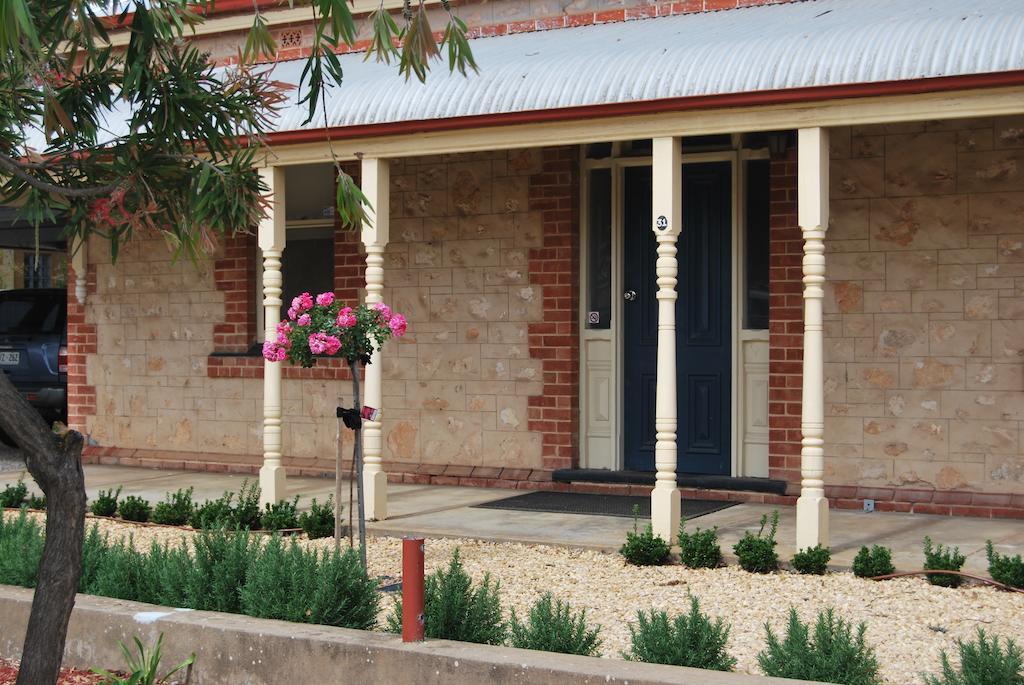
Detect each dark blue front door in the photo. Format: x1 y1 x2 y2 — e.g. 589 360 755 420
622 162 732 475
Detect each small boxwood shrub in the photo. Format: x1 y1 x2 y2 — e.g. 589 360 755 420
924 629 1024 685
733 510 779 573
619 506 671 566
118 495 152 523
509 593 601 656
151 488 195 526
986 540 1024 590
386 549 506 645
0 479 28 508
26 494 46 510
260 496 299 532
852 545 895 579
792 545 831 575
923 536 966 588
233 480 262 529
758 608 881 685
189 492 235 529
90 486 121 517
677 518 721 569
625 595 735 671
299 497 336 539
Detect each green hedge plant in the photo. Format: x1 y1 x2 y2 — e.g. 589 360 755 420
619 506 671 566
792 545 831 575
733 510 779 573
985 540 1024 590
923 536 966 588
26 494 46 510
625 595 735 671
386 549 505 645
90 486 122 517
758 608 881 685
852 545 895 579
677 518 721 569
508 593 601 656
0 508 44 587
924 629 1024 685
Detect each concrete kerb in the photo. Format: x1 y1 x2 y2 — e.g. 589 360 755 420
0 586 819 685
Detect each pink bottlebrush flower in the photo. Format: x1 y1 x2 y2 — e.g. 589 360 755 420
316 292 335 307
308 332 329 355
287 307 297 321
388 313 407 337
297 313 312 327
336 307 356 328
372 302 392 321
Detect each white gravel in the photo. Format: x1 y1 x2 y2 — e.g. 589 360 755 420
7 511 1024 685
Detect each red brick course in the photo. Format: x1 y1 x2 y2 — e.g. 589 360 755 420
212 233 257 353
527 147 580 471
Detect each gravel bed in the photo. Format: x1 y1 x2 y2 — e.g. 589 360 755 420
7 511 1024 685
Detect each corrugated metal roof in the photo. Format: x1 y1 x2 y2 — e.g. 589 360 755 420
18 0 1024 150
265 0 1024 133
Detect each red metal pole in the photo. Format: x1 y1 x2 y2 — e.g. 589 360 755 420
402 537 425 642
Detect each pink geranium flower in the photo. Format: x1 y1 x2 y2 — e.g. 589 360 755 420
322 334 341 356
287 307 297 321
308 332 329 355
275 331 292 348
262 341 287 362
291 292 314 314
336 306 356 328
316 292 335 307
372 302 392 321
276 321 292 336
388 313 407 337
297 313 311 327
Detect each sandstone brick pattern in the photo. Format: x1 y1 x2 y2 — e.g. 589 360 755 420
824 117 1024 501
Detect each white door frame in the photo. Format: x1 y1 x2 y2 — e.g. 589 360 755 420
578 142 769 475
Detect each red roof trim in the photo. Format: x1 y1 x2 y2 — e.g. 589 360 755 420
262 70 1024 146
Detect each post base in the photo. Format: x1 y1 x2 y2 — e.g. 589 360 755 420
363 468 388 521
795 493 829 551
259 462 286 507
650 486 680 543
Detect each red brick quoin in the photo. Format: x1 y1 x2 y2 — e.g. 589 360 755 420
527 147 580 472
66 263 97 434
767 149 803 490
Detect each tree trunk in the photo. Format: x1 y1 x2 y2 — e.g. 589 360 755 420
0 372 86 685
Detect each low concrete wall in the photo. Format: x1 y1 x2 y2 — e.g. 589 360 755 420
0 586 818 685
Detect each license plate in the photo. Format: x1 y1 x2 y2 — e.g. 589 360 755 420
0 351 19 365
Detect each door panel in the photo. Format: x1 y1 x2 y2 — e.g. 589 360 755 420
622 162 732 475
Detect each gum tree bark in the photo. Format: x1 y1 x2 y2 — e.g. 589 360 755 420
0 372 86 685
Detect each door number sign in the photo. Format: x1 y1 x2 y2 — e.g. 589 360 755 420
655 215 669 231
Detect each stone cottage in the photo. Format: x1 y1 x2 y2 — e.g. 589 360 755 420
66 0 1024 546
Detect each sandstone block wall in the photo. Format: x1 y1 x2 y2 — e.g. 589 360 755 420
823 117 1024 498
74 148 577 476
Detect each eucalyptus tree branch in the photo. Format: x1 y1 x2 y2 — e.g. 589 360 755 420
0 150 116 197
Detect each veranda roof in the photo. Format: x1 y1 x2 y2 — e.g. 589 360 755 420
265 0 1024 135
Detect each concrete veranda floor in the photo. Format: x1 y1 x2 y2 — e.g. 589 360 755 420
1 462 1021 574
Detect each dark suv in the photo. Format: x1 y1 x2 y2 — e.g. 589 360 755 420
0 288 68 424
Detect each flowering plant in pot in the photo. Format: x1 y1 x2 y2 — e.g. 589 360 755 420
264 291 406 561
